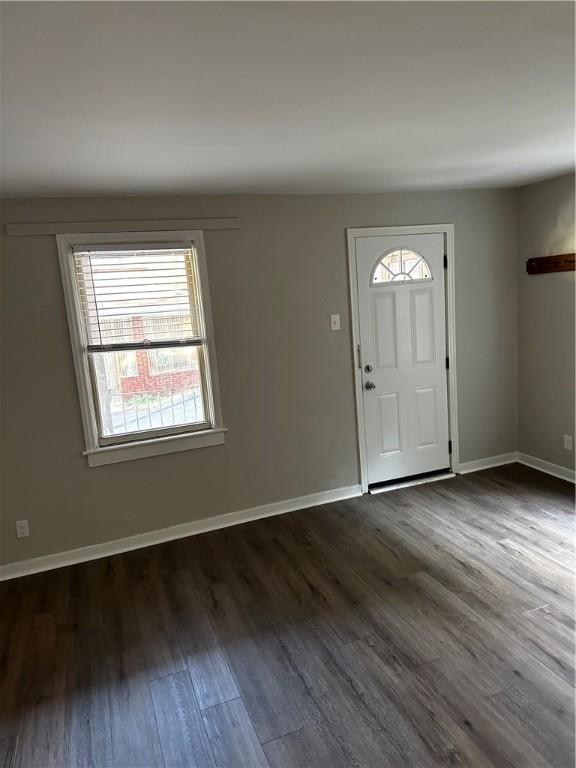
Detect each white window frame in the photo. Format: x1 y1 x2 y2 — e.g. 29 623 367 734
371 248 433 285
57 229 226 467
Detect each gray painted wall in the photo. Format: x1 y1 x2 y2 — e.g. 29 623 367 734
516 173 575 470
0 190 518 565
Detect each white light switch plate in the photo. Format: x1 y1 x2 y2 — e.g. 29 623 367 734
330 314 341 331
563 434 573 451
16 519 30 538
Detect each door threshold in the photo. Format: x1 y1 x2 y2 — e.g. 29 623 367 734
368 470 455 494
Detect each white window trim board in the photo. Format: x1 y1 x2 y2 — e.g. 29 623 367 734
6 217 240 237
84 427 228 467
57 229 225 465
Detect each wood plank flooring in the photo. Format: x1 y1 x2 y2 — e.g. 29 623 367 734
0 464 574 767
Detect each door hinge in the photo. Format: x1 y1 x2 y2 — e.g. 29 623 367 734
445 356 450 369
443 253 448 269
357 344 362 369
448 439 453 454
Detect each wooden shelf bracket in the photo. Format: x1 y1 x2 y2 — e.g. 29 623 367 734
526 253 575 275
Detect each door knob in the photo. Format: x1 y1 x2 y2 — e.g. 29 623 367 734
364 381 376 390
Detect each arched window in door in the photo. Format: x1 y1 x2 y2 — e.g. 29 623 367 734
372 248 432 284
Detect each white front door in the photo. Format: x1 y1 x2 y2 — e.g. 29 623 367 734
352 231 450 486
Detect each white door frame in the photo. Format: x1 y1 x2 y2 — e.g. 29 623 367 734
347 223 460 493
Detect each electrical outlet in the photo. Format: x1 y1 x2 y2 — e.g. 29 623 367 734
563 434 573 451
16 519 30 538
330 313 341 331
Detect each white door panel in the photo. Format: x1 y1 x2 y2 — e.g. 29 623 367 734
415 386 438 448
372 292 398 368
354 232 450 485
376 392 401 455
410 288 435 365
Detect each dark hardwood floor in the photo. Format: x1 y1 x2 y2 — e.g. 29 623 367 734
0 464 574 767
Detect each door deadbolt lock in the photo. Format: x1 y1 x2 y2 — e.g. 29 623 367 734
364 364 373 373
364 381 376 390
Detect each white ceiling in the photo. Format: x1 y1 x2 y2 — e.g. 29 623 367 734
0 1 574 197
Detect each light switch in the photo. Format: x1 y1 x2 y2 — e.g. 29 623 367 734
330 314 341 331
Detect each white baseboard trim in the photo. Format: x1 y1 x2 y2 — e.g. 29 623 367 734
0 483 362 582
456 453 518 474
517 453 575 483
2 450 573 582
458 451 575 484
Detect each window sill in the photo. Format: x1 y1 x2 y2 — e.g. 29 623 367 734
84 428 227 467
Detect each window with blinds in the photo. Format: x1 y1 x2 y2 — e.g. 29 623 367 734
59 231 223 454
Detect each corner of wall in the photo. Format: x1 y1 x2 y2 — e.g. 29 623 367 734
514 172 576 470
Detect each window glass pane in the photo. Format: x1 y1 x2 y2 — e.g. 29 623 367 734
74 247 203 345
91 346 205 438
149 347 196 374
118 350 138 377
372 249 432 284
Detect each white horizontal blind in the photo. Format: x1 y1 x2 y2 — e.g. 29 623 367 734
73 246 203 349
